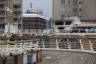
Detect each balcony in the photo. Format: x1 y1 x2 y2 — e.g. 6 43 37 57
0 7 5 10
13 0 22 5
0 0 6 4
13 9 22 11
0 14 5 17
13 14 21 18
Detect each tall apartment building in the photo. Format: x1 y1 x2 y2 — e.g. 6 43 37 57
53 0 96 20
53 0 96 33
0 0 22 34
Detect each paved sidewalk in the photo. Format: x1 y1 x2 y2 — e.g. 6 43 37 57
41 50 96 64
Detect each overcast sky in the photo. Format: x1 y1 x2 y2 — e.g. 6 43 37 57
23 0 52 18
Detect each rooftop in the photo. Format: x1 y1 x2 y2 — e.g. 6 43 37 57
23 14 48 20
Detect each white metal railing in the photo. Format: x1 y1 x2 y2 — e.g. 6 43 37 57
0 0 6 2
0 8 5 10
0 42 39 55
0 14 5 17
0 41 96 55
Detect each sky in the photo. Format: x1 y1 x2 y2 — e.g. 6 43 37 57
23 0 52 18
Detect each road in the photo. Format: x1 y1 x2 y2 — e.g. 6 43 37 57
42 50 96 64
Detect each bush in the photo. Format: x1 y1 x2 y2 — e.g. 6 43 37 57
9 37 15 41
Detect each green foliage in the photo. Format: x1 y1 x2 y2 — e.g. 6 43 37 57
9 37 15 41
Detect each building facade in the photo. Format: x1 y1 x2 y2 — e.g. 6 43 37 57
53 0 96 33
53 0 96 20
52 0 96 51
18 14 47 34
0 0 22 35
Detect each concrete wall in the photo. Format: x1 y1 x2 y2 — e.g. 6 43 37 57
81 0 96 20
53 0 61 20
53 0 96 20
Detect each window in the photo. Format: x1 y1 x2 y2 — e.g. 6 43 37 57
61 0 65 5
58 27 64 33
73 0 78 5
0 18 5 22
73 8 78 13
79 1 82 4
0 24 5 29
58 27 64 29
68 15 70 17
61 6 65 12
79 9 82 11
0 0 6 2
55 21 63 25
78 16 81 18
61 14 65 19
65 21 72 25
68 1 71 4
0 4 5 9
15 0 20 3
8 0 11 2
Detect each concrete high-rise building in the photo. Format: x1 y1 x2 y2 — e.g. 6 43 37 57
53 0 96 33
53 0 96 20
0 0 22 34
52 0 96 51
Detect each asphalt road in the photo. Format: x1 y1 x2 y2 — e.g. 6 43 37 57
42 50 96 64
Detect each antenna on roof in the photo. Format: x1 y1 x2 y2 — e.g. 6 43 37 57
30 3 32 8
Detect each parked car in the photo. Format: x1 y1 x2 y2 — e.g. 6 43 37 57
91 27 96 33
71 28 86 33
